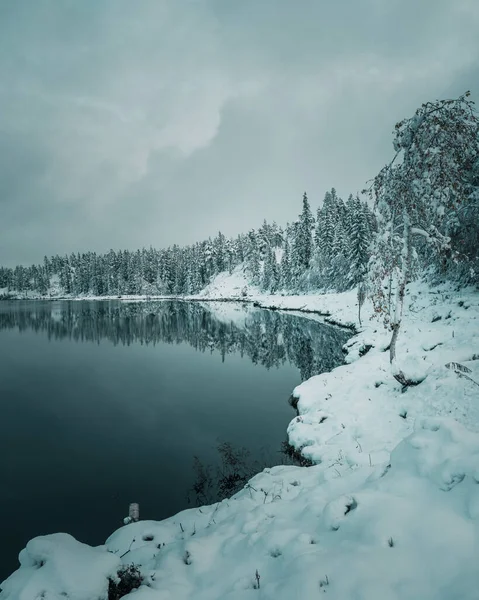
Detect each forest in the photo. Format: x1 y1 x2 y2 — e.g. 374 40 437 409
1 94 478 302
0 190 375 297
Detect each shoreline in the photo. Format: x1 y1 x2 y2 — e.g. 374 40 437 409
2 280 479 599
0 291 358 332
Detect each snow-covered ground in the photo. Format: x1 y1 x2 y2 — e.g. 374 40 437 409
2 270 479 600
192 268 360 328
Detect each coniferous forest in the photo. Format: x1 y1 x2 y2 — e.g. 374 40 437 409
0 190 375 297
1 94 478 299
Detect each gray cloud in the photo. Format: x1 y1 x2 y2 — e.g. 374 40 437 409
1 0 478 266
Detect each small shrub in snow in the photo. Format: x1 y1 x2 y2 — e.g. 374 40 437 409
188 439 313 505
188 442 257 504
108 564 143 600
188 456 215 505
280 441 314 467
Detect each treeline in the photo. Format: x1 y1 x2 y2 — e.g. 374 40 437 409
1 93 478 299
0 191 375 297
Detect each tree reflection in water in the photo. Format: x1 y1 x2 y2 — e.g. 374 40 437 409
0 299 350 504
0 300 350 381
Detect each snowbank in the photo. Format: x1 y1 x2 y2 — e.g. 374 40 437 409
4 419 479 599
0 534 120 600
194 268 361 329
102 419 479 600
2 272 479 600
288 281 479 470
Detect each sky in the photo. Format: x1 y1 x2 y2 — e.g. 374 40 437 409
1 0 478 267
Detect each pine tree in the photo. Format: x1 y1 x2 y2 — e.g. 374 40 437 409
280 237 292 290
270 249 280 292
296 192 314 270
262 247 273 291
162 250 175 294
203 239 215 281
245 231 261 286
59 256 72 294
327 219 349 290
225 239 236 274
107 249 120 295
174 249 188 295
347 196 370 287
257 220 272 260
290 221 302 284
213 232 226 273
37 266 49 295
316 190 335 263
314 205 322 250
235 235 245 264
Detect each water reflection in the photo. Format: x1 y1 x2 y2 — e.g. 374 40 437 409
0 300 350 579
0 300 349 381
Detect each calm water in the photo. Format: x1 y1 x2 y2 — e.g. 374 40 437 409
0 300 349 579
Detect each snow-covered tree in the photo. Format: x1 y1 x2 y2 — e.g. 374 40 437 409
347 196 371 287
280 237 293 289
294 192 314 271
245 231 261 286
262 246 280 292
366 92 479 381
213 232 227 274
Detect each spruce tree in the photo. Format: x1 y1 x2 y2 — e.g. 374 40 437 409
347 195 370 287
213 232 226 273
262 247 273 291
245 231 261 286
280 237 292 290
297 192 314 270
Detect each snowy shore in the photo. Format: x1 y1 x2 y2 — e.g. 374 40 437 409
1 270 360 331
1 272 479 599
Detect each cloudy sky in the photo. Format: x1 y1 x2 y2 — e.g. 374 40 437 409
1 0 478 266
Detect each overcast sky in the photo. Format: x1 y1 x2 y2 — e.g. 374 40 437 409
1 0 478 266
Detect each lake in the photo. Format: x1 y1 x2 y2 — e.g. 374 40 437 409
0 299 349 580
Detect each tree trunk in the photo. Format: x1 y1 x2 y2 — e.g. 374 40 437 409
357 282 366 327
389 322 400 364
389 274 407 365
389 211 410 385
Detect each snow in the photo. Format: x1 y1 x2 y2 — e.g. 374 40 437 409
194 266 361 329
5 421 479 599
196 269 251 302
0 534 120 600
2 271 479 600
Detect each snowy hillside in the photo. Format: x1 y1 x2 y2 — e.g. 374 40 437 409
2 278 478 600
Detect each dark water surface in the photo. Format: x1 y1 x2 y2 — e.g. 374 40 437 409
0 300 349 579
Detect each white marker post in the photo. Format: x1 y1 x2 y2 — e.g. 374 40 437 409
129 502 140 522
